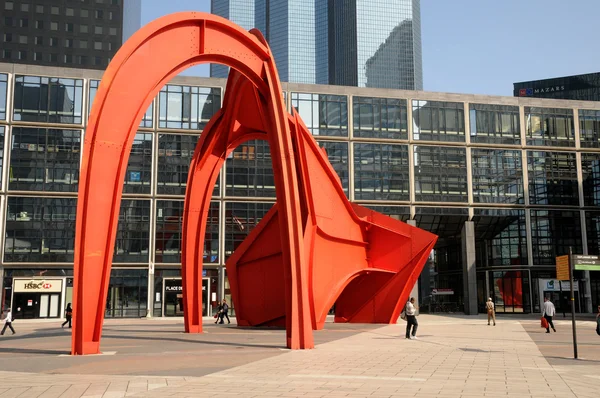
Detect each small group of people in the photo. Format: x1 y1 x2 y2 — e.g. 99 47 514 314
214 299 230 324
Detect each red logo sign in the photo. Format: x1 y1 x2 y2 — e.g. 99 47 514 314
43 283 52 289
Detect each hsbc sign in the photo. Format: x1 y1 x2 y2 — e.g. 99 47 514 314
13 279 63 293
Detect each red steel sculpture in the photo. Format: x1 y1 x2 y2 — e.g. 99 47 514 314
71 12 437 355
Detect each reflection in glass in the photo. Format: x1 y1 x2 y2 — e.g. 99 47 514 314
155 201 219 263
317 141 349 195
585 211 600 255
469 104 520 145
471 149 523 204
525 107 574 147
352 97 407 139
224 202 273 260
291 92 348 137
412 100 465 142
123 132 152 194
579 109 600 148
354 143 409 200
4 197 77 262
473 208 527 267
527 151 578 206
414 145 467 202
530 209 582 265
0 74 7 119
13 75 83 124
113 200 150 263
9 127 81 192
582 153 600 207
105 269 148 318
225 140 275 198
89 80 153 127
158 84 221 130
157 134 219 196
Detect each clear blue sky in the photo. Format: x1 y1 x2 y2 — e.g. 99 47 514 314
141 0 600 96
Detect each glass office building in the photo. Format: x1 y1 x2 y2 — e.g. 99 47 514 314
211 0 422 89
514 72 600 102
329 0 422 90
0 0 142 70
1 63 599 320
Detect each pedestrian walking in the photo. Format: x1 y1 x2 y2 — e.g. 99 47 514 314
62 303 72 328
542 296 556 333
214 302 223 324
1 308 15 335
219 299 230 324
405 297 418 339
486 297 496 326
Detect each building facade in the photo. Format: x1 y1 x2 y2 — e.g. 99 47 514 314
0 0 141 70
210 0 422 89
1 62 599 321
514 72 600 102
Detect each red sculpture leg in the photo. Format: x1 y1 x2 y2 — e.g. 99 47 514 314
73 13 314 354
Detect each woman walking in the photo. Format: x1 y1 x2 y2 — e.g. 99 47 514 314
62 303 72 328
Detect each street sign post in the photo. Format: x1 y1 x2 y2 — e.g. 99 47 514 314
572 255 600 271
568 247 578 359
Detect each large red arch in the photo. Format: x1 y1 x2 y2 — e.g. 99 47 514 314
72 12 437 355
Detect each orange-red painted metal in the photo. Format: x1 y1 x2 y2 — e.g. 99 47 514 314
72 12 437 355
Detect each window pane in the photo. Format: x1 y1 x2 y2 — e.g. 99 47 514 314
579 109 600 148
414 145 468 202
226 140 275 198
354 143 409 201
0 74 7 120
224 202 273 260
123 132 152 194
291 92 348 137
473 209 527 266
469 104 520 145
13 75 83 124
113 200 150 263
582 153 600 207
4 197 77 262
527 151 578 205
530 210 582 265
525 107 574 147
158 85 221 130
352 97 407 139
413 100 465 142
317 140 349 195
9 127 81 192
155 200 219 263
471 149 523 204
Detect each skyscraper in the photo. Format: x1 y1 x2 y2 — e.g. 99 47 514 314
0 0 142 70
210 0 422 89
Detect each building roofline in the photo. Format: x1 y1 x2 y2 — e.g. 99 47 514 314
2 62 599 110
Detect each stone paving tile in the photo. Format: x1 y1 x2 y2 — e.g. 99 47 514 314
0 316 596 396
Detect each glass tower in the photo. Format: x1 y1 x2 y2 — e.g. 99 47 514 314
211 0 422 89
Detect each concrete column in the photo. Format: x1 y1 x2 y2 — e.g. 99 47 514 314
146 265 154 318
461 221 478 315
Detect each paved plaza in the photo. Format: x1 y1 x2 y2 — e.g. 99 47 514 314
0 315 598 397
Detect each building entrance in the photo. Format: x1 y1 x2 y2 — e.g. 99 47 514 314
11 279 63 319
163 278 210 317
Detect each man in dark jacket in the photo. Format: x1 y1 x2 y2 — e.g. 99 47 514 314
219 299 230 324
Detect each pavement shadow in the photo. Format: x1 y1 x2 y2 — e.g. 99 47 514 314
102 333 283 350
0 347 69 355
